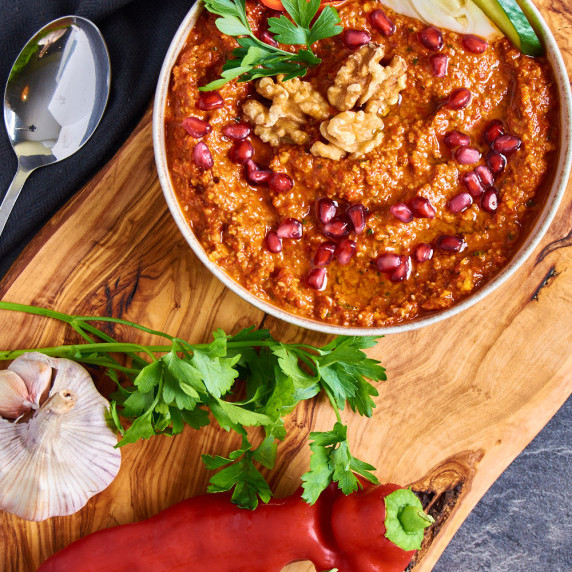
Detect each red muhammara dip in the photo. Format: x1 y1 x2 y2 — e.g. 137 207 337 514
165 0 558 327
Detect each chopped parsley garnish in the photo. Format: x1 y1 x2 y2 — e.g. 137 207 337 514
201 0 342 90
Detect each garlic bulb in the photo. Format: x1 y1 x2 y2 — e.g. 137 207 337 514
0 353 121 521
381 0 503 40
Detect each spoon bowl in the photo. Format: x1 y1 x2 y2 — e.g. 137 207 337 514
1 16 111 236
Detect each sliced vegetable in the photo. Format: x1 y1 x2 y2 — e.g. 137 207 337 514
382 0 542 55
382 0 502 40
470 0 543 55
37 483 433 572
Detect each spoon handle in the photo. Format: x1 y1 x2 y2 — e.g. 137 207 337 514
0 164 32 238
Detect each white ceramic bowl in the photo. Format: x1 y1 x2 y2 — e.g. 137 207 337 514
153 0 572 335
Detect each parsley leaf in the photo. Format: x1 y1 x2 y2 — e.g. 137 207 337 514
308 5 343 44
202 0 341 90
301 422 379 504
162 349 203 410
209 396 273 430
301 439 333 504
316 337 386 413
191 350 240 398
203 437 273 509
268 16 308 46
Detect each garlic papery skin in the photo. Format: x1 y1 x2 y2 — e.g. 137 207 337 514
0 356 121 521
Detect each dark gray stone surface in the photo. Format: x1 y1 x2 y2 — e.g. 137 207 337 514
434 396 571 572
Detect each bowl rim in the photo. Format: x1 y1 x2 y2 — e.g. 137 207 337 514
153 0 572 336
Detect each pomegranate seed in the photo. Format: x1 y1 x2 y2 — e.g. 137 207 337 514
368 9 396 36
265 9 283 19
182 116 212 139
435 235 467 252
493 134 522 155
341 29 371 50
335 239 356 265
444 130 471 148
269 173 294 193
276 218 303 239
410 196 436 219
246 160 273 185
266 231 282 253
259 30 278 47
447 88 472 110
376 253 402 273
306 267 327 291
347 204 366 234
323 217 350 239
483 120 505 146
222 122 252 141
462 34 488 54
430 53 449 77
314 241 336 267
192 142 214 170
390 202 413 223
229 140 254 165
413 243 433 263
419 26 444 51
481 188 499 213
197 91 224 111
316 198 338 224
486 151 507 176
454 146 481 165
461 170 485 198
390 257 411 283
447 192 473 213
475 165 494 188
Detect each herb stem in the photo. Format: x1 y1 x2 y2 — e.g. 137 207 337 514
78 359 142 375
0 301 76 323
0 301 176 342
323 387 343 424
75 315 176 342
0 343 167 361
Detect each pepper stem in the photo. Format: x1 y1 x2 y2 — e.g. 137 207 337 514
398 505 435 533
385 489 435 550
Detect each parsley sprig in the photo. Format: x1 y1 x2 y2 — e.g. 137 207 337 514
0 301 385 509
201 0 342 90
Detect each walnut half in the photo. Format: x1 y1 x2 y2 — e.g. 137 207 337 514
311 111 385 160
242 75 330 147
327 43 407 116
311 44 407 160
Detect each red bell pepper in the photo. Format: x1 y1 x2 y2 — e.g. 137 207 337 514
38 484 433 572
259 0 348 11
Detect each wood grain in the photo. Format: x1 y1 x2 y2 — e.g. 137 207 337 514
0 2 571 570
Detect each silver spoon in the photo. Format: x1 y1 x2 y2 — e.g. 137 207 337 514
1 16 111 237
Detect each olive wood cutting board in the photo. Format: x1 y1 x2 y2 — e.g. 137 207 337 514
1 4 571 571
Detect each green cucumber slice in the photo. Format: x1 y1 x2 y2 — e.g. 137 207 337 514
470 0 543 56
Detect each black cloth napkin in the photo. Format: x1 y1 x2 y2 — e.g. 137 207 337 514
0 0 196 277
